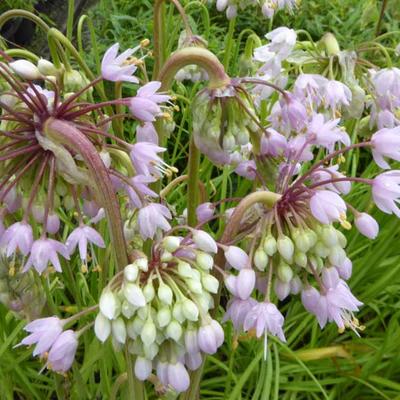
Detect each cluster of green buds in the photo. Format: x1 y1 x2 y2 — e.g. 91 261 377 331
192 82 258 165
94 230 223 393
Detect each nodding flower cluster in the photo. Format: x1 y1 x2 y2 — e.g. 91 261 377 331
214 0 297 19
9 16 400 396
0 43 174 275
95 230 222 393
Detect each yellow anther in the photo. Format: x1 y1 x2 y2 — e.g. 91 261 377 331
337 154 346 164
81 264 88 274
140 38 150 47
173 105 180 112
9 264 15 277
338 327 345 334
339 213 352 230
162 112 173 121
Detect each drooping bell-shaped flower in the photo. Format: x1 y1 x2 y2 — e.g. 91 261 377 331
47 330 78 373
309 190 347 224
354 213 379 239
223 297 258 331
137 203 172 240
371 126 400 169
0 221 33 257
372 171 400 217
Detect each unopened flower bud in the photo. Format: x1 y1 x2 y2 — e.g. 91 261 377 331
328 246 346 266
160 251 173 262
184 328 199 353
112 317 126 344
314 241 330 258
355 212 379 239
135 258 148 272
186 278 203 294
294 251 307 268
157 307 171 327
192 230 217 253
172 301 185 323
158 282 173 305
305 229 318 247
274 279 290 300
177 261 193 278
182 298 199 321
277 235 294 262
196 202 215 223
290 275 302 294
135 357 152 381
301 286 320 313
167 362 190 393
10 60 41 80
263 235 277 256
293 230 310 252
254 248 268 271
163 236 181 252
224 246 249 270
336 257 352 280
196 251 214 270
144 342 158 360
336 230 347 248
166 320 183 341
124 283 146 307
201 274 219 293
37 58 57 75
124 264 139 282
321 225 338 247
236 268 256 300
143 281 155 302
99 289 120 320
277 262 293 283
121 300 136 319
95 313 111 342
141 318 157 346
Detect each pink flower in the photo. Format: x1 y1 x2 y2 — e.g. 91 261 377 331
311 165 351 195
0 221 33 257
372 171 400 217
225 268 256 300
260 129 287 157
243 301 286 342
47 330 78 373
354 213 379 239
323 80 352 110
101 43 139 83
223 297 258 331
224 246 250 270
22 238 70 274
234 160 256 180
309 190 347 224
138 203 172 239
129 81 170 122
371 126 400 169
196 202 215 223
136 122 159 144
197 320 224 354
129 142 167 177
280 92 307 131
66 225 105 261
20 316 63 357
124 175 157 208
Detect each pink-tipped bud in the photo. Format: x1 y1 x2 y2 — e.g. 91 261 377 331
355 212 379 239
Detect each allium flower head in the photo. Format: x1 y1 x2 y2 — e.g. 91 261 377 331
101 43 139 83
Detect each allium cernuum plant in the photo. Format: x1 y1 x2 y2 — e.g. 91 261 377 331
1 1 400 397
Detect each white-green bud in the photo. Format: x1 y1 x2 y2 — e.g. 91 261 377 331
143 342 159 360
309 255 323 272
124 283 146 307
223 133 236 151
112 317 126 344
9 60 41 80
336 230 347 248
196 251 214 270
293 230 310 253
131 316 145 336
141 318 157 346
277 262 293 283
263 235 277 256
166 320 183 342
313 241 330 258
182 299 199 321
254 247 268 271
186 278 203 294
158 282 173 305
172 302 185 323
94 313 111 342
135 258 148 272
99 289 121 320
37 58 57 75
192 230 217 253
163 236 181 252
277 235 294 262
143 281 155 303
157 307 171 328
201 274 219 294
306 229 318 247
124 264 139 282
294 251 307 268
121 300 137 319
177 261 194 278
321 225 338 247
328 246 346 266
160 251 173 262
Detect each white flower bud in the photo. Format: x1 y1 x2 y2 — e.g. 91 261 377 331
121 300 136 319
94 313 111 342
172 302 185 323
143 342 158 360
10 60 41 80
196 251 214 270
186 278 203 294
336 230 347 248
184 329 199 353
290 275 302 294
263 235 277 256
134 357 152 381
37 58 57 75
143 281 155 302
293 230 310 252
124 264 139 282
141 318 157 346
112 317 126 344
306 229 318 247
277 262 293 283
177 261 194 278
166 320 183 341
328 246 346 266
157 307 171 327
131 316 145 336
201 274 219 294
135 257 148 272
277 235 294 262
124 283 146 307
314 241 330 258
182 299 199 321
99 289 121 320
321 225 338 247
294 251 307 268
158 282 173 305
254 248 268 271
163 236 181 252
192 230 217 253
160 250 173 262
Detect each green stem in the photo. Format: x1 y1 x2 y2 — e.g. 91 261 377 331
124 348 144 400
153 0 166 78
375 0 389 37
223 17 236 71
187 137 200 227
0 9 50 33
43 118 128 271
